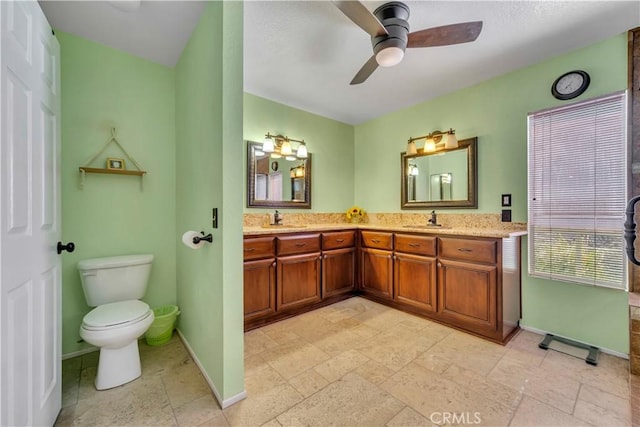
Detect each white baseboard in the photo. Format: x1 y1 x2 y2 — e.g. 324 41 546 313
176 329 247 409
62 345 98 360
519 324 629 360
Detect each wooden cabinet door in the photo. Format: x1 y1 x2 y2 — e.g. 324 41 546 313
360 248 393 300
394 252 437 312
243 258 276 321
438 258 498 332
322 247 355 298
277 252 321 311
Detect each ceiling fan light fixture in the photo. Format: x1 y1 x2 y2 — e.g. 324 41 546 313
376 46 404 67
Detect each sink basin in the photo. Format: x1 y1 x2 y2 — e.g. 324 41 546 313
261 224 307 229
402 224 450 230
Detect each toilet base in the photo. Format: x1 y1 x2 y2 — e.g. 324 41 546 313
95 340 142 390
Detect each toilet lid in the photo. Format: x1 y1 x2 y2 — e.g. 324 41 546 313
83 300 150 328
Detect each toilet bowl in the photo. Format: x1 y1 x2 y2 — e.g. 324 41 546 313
80 300 154 389
78 255 154 390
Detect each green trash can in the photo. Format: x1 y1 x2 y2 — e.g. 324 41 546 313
145 305 180 346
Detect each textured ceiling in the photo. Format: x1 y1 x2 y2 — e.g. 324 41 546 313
39 1 640 125
38 0 205 67
244 1 640 124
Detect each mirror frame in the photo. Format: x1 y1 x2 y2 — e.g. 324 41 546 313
400 137 478 209
246 141 312 209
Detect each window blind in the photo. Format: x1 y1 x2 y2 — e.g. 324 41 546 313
527 91 627 289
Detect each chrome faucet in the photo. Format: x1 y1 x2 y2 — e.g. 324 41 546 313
428 210 437 226
273 210 283 225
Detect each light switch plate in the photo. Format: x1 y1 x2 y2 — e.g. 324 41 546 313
501 209 512 222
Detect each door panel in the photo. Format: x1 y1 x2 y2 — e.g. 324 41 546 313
277 253 321 311
1 2 61 425
360 248 393 300
394 252 437 312
322 247 355 297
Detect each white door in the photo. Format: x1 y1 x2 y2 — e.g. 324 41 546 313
0 1 62 425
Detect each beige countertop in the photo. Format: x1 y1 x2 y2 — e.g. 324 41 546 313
243 223 527 238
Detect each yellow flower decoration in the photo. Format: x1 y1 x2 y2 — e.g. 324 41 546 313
345 205 365 220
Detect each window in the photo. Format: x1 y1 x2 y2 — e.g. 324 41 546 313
527 91 627 289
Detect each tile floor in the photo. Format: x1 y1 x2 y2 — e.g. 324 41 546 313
56 297 631 426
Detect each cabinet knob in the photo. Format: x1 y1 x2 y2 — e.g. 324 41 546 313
393 255 396 260
272 262 276 267
437 262 442 268
335 239 344 243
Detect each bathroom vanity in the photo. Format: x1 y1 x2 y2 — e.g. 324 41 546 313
243 225 523 344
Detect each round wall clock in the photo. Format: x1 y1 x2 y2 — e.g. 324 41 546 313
551 70 590 100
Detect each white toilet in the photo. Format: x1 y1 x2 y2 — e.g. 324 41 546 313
78 254 155 390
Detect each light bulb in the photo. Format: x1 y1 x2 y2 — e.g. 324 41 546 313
281 140 292 155
285 156 296 161
376 47 404 67
425 138 436 152
296 144 308 158
406 141 417 155
444 133 458 149
263 137 274 153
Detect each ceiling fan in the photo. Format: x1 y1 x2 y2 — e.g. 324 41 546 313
333 1 483 85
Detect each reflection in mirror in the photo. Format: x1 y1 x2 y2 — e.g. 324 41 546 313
247 141 311 208
401 137 477 209
430 173 452 201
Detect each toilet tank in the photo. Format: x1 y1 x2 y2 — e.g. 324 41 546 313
78 254 154 307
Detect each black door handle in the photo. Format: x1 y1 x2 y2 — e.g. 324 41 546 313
57 241 75 254
625 195 640 266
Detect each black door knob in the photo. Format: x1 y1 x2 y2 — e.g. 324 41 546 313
57 241 75 254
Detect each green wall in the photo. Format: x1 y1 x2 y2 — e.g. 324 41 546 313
59 32 176 355
243 93 354 213
175 1 245 402
354 34 629 354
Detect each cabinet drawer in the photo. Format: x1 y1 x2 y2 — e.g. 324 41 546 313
244 236 276 260
361 231 393 250
277 234 321 256
394 234 436 256
438 237 497 264
322 231 355 250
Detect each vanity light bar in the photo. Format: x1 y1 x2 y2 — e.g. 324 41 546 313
263 132 308 159
407 128 458 154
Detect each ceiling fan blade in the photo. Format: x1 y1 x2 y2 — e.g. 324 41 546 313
333 1 388 37
407 21 483 48
350 55 379 85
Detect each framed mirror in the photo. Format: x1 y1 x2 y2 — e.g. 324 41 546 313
247 141 312 208
401 137 477 209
